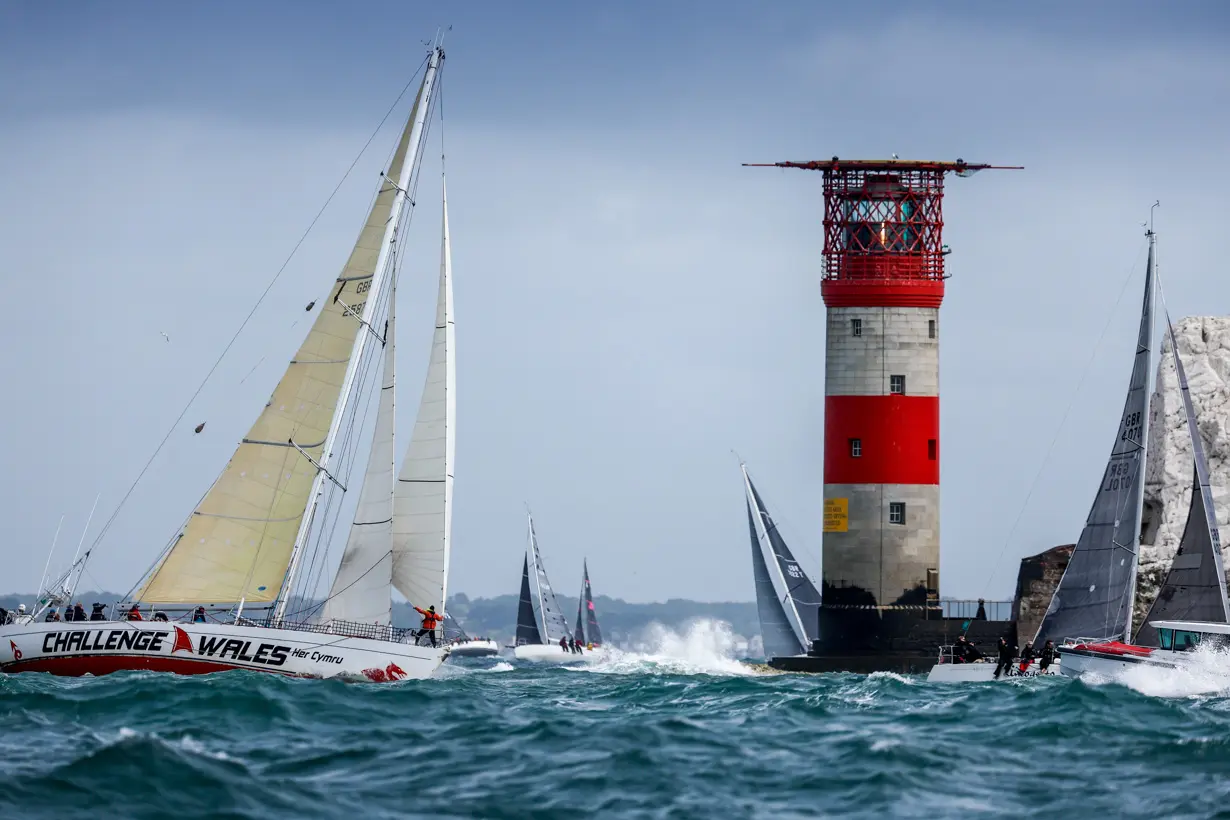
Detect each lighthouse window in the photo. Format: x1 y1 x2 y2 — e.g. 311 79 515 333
928 319 936 339
889 502 906 525
890 375 906 395
849 438 862 458
852 318 862 337
928 439 937 460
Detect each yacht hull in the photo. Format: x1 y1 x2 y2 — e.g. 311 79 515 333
513 643 605 664
1057 644 1176 679
0 620 447 682
447 639 500 657
926 660 1060 682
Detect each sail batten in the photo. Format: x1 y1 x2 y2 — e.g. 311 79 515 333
137 64 437 607
1034 241 1155 645
390 178 455 615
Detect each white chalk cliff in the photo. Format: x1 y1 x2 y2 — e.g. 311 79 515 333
1135 316 1230 626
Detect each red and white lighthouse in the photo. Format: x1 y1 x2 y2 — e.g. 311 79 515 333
747 158 1018 660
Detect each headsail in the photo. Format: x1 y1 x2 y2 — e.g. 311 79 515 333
573 560 603 646
137 71 432 606
741 465 821 657
515 554 543 645
320 276 397 625
1135 317 1230 644
526 513 571 643
391 179 456 616
1035 239 1154 645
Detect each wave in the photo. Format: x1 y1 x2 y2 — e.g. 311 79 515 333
579 619 765 677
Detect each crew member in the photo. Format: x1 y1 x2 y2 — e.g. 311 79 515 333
193 606 207 623
45 608 60 622
559 635 569 653
1039 640 1057 671
993 637 1016 679
413 604 442 647
72 602 86 622
1018 642 1036 674
126 604 143 621
90 603 107 621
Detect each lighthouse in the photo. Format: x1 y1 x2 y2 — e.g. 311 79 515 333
745 158 1018 669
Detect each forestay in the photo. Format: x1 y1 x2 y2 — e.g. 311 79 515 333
1035 241 1155 645
1135 316 1230 644
138 85 426 606
742 466 821 657
391 181 456 615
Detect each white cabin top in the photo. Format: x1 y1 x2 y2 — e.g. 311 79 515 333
1148 620 1230 635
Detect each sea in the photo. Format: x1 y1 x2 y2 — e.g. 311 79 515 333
4 620 1230 820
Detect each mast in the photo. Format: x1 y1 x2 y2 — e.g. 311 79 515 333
275 46 443 622
1123 225 1157 641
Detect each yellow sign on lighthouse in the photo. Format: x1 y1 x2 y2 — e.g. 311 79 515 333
823 498 849 532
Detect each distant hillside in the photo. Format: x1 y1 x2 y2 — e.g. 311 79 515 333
1 591 759 651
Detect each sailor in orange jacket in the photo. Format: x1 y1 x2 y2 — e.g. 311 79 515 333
414 605 442 648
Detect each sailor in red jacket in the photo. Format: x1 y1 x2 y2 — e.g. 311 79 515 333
414 605 443 648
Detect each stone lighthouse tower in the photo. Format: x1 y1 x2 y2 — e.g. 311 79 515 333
745 158 1017 668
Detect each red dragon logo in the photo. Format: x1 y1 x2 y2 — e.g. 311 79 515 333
171 627 194 655
362 663 408 682
9 640 21 662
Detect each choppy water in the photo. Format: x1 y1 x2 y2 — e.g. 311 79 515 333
5 621 1230 819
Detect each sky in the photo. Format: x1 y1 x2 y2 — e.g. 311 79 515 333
1 0 1229 604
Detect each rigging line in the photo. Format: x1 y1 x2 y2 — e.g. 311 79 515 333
980 238 1150 598
84 56 432 571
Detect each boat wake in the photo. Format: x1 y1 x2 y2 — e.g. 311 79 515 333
1101 646 1230 698
579 619 764 677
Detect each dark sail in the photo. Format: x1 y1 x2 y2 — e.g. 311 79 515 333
743 467 822 657
1035 241 1154 645
515 554 542 645
1135 318 1230 644
442 611 469 643
573 560 603 646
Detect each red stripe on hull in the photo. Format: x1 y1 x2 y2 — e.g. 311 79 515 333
824 395 939 484
0 654 282 678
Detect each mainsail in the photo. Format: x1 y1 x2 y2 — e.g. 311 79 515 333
573 560 603 646
741 465 821 657
515 554 543 645
320 274 397 625
442 611 469 643
391 180 456 616
524 513 571 644
1135 317 1230 644
138 65 436 607
1035 239 1155 645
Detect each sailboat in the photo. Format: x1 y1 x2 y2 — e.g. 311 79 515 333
928 228 1159 682
740 464 822 659
443 611 499 658
0 45 456 682
1058 307 1230 677
573 559 604 649
512 513 595 663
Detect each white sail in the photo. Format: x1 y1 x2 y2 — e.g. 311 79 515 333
320 276 397 625
527 513 571 643
138 84 426 606
391 179 455 614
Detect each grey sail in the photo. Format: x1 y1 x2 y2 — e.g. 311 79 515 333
742 467 821 657
442 611 469 643
1135 318 1230 644
527 514 571 643
747 503 804 658
574 560 604 645
515 554 542 646
1035 241 1154 645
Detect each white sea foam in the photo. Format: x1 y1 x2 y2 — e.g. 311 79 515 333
579 619 764 677
1110 644 1230 698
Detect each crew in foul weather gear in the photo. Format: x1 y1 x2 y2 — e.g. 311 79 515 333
72 603 86 622
45 608 60 622
1039 641 1056 671
126 605 143 621
413 605 442 648
993 638 1016 679
193 606 207 623
90 603 107 621
560 636 569 652
1018 642 1036 674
